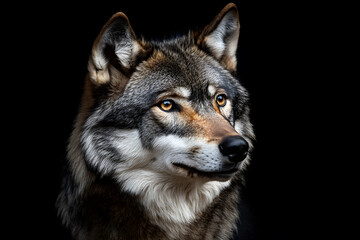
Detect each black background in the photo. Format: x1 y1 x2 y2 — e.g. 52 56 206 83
6 0 339 239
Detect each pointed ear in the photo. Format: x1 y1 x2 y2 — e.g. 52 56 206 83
196 3 240 71
88 12 149 85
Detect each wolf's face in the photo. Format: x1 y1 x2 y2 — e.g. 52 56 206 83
58 4 256 236
79 5 254 188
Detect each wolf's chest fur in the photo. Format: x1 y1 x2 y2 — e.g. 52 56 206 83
71 174 240 240
56 3 254 240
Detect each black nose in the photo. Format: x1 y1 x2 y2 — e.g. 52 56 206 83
219 136 249 163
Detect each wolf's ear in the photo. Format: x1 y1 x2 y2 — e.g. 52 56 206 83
88 12 149 85
196 3 240 71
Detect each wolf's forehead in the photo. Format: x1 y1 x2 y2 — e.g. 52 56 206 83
141 67 224 99
142 57 224 86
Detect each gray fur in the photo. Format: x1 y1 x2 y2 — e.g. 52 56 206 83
57 3 255 240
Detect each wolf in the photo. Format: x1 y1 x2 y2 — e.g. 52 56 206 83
56 3 255 240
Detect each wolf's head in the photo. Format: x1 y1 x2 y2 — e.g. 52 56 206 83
60 4 257 234
73 3 254 191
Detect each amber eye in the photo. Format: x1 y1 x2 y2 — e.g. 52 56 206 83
216 94 227 107
159 100 174 112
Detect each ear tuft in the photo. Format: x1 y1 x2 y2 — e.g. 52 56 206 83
197 3 240 71
88 12 148 85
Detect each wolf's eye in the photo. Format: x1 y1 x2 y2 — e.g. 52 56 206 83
216 94 227 107
158 100 175 112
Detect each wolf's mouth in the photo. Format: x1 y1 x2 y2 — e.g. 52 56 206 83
172 163 238 179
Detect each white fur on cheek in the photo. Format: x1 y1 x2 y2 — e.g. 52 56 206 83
152 135 189 170
114 134 231 237
112 129 153 168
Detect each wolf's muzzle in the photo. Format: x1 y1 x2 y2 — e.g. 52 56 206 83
219 136 249 163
